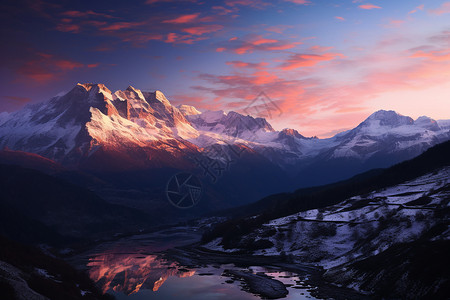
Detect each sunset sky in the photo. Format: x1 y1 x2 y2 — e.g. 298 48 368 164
1 0 450 137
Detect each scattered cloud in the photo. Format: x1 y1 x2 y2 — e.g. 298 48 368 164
162 13 200 24
265 25 293 34
384 19 405 28
165 32 207 44
428 30 450 45
408 4 424 14
56 23 81 33
335 16 345 21
410 49 450 62
283 0 311 5
216 35 301 54
429 2 450 15
212 6 235 15
358 3 381 10
309 45 334 52
224 0 270 9
226 61 269 69
15 52 97 83
61 10 114 19
279 52 344 70
182 25 224 35
99 21 146 31
145 0 198 4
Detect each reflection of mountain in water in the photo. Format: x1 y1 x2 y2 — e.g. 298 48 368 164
87 252 195 295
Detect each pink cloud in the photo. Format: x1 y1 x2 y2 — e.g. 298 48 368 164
100 21 145 31
112 32 165 45
429 2 450 15
87 63 100 68
335 16 345 21
283 0 310 4
54 9 217 47
212 6 235 15
53 60 83 70
224 0 269 8
166 33 178 43
265 25 293 34
182 25 223 35
384 19 405 28
162 13 200 24
226 61 269 69
145 0 198 4
15 52 87 83
252 38 278 45
61 10 114 19
279 52 344 70
410 49 450 62
408 4 424 14
309 45 334 52
165 32 207 44
217 35 301 54
56 23 81 33
359 4 382 10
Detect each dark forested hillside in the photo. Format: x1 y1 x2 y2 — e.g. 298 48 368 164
202 140 450 244
0 164 153 245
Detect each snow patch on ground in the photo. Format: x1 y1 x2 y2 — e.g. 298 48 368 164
203 167 450 271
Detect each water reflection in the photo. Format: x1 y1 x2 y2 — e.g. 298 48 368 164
88 252 195 295
84 227 318 299
87 250 318 299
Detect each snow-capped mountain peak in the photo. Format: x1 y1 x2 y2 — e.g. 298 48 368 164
0 83 202 167
414 116 440 131
124 85 146 101
187 110 274 136
278 128 306 139
362 110 414 127
178 105 201 116
328 109 449 161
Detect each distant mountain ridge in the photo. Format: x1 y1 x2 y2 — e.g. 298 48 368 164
0 83 448 212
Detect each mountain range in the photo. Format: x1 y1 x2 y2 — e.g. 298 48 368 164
0 83 448 216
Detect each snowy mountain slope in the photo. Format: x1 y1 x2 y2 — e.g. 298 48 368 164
284 110 450 186
177 104 201 116
203 167 449 258
329 110 448 159
437 119 450 130
184 109 449 170
0 83 200 169
201 166 450 297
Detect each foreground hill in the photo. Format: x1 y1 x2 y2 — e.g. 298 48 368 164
0 236 113 300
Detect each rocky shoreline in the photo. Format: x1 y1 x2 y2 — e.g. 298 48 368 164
163 244 371 299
